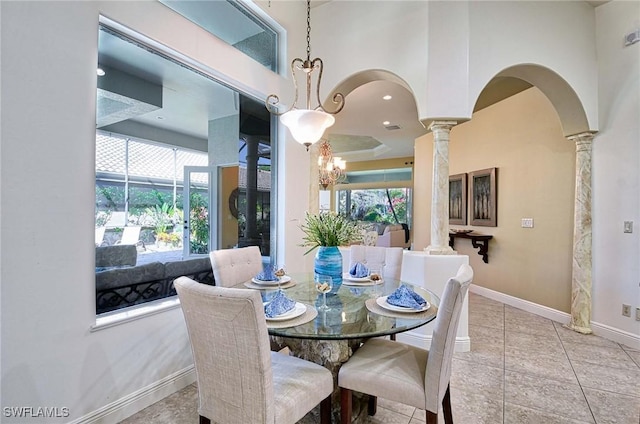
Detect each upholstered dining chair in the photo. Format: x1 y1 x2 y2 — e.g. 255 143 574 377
209 245 264 287
347 245 404 280
338 264 473 424
175 277 333 424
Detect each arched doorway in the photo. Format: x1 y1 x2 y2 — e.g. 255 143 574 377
470 64 596 334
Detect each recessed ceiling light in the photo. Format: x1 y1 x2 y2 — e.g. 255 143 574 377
96 68 105 76
383 121 390 126
382 95 392 100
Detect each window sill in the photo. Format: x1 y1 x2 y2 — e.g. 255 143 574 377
91 297 181 332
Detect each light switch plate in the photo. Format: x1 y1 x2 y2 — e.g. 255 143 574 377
624 221 633 233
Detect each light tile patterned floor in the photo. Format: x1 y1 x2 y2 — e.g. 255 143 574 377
120 293 640 424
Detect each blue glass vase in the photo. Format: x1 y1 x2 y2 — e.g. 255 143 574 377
314 246 343 294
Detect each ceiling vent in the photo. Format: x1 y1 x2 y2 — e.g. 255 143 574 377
384 124 402 131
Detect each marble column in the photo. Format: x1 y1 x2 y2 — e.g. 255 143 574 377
425 121 457 255
566 132 595 334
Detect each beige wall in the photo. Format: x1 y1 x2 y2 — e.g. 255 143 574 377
414 87 576 312
221 166 239 249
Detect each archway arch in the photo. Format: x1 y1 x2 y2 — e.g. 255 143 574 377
327 69 416 106
321 69 424 161
474 64 594 136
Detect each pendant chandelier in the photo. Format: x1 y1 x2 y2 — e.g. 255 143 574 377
318 139 346 189
265 0 345 151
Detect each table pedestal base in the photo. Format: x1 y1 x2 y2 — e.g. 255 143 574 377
271 336 370 424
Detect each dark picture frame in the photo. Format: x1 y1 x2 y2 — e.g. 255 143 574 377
449 173 467 225
470 167 497 227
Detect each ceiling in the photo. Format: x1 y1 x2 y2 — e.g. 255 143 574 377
97 0 606 162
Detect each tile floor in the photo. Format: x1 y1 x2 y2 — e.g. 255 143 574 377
120 293 640 424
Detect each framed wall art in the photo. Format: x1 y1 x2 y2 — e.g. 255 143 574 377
449 173 467 225
469 167 497 227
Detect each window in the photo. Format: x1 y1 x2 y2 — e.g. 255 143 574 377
337 188 412 226
159 0 279 71
95 23 275 316
335 167 413 229
95 133 208 246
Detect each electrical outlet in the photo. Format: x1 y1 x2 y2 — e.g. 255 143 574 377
622 304 631 317
636 308 640 321
624 221 633 233
521 218 534 228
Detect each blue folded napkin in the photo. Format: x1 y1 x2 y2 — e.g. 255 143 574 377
349 262 369 278
386 285 427 310
255 267 279 282
264 290 296 318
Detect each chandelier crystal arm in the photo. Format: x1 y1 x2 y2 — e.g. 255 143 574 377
318 139 346 189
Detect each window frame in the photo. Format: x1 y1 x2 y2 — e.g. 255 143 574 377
95 16 278 322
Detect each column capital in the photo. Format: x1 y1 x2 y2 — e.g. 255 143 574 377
567 132 596 143
567 132 595 153
428 121 458 132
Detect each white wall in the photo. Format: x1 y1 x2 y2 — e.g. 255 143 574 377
592 1 640 337
0 1 298 422
467 0 599 129
307 1 430 116
309 1 599 129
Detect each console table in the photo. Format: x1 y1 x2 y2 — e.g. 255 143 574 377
448 232 494 263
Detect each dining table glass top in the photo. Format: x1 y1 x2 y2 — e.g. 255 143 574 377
240 273 440 340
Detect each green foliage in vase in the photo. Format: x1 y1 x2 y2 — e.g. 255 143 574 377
300 212 362 255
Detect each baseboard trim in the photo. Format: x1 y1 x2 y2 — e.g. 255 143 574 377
470 284 640 350
68 366 196 424
396 332 471 352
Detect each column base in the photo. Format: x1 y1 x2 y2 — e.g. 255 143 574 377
424 245 457 255
564 323 593 335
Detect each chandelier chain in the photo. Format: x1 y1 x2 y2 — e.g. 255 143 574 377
306 0 311 61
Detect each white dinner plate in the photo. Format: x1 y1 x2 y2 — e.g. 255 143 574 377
376 296 430 313
342 272 370 282
252 275 292 285
343 280 383 286
265 302 306 321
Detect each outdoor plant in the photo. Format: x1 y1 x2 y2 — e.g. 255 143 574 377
145 202 174 235
95 210 112 227
189 192 209 254
300 211 362 255
156 231 181 247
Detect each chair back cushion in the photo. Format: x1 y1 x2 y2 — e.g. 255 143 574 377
424 264 473 412
348 245 403 280
209 246 263 287
174 277 274 423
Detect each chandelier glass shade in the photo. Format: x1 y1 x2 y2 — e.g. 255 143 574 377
265 0 344 150
280 109 335 147
318 139 346 189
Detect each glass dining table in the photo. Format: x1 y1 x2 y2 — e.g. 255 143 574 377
235 273 440 424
